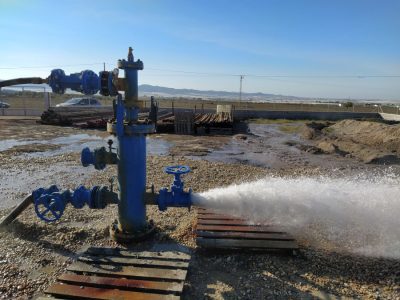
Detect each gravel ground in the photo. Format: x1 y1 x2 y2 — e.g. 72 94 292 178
0 119 399 299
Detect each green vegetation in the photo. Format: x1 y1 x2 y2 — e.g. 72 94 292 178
248 118 308 124
278 124 303 133
322 127 334 134
343 101 354 108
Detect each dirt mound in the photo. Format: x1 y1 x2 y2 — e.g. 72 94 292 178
304 120 400 164
330 119 400 152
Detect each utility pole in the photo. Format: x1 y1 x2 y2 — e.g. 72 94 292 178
239 75 244 109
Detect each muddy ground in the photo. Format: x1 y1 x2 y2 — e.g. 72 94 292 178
0 118 399 300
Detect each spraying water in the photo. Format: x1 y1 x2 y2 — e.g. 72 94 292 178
193 172 400 259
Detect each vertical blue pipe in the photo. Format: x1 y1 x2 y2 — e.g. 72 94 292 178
115 48 148 233
117 133 147 231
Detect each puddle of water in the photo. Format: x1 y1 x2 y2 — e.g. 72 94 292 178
188 123 302 168
0 134 172 158
0 163 96 209
149 138 173 156
0 138 38 152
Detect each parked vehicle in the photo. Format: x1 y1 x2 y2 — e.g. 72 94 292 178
56 97 101 107
0 101 10 108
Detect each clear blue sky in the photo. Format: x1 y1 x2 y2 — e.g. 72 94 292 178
0 0 399 100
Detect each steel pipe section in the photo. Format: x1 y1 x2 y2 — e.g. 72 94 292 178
117 132 147 232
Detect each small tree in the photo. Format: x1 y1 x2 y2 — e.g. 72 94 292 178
343 101 353 108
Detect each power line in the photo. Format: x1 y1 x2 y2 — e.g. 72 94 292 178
1 63 400 78
144 67 400 78
0 62 104 70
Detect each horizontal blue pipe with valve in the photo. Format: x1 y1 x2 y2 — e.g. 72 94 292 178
47 69 118 96
32 185 117 222
32 164 192 222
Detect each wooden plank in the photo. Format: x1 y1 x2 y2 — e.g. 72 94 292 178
197 219 264 226
196 230 294 241
67 261 187 281
197 211 243 217
197 214 246 221
78 255 189 269
58 273 183 293
86 247 190 261
46 283 179 300
196 224 284 233
197 238 298 249
35 297 67 300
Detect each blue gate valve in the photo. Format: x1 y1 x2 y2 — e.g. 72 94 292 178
157 165 192 211
32 185 116 223
33 186 69 222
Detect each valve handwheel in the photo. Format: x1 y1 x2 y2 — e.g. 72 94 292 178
164 165 191 175
34 193 65 222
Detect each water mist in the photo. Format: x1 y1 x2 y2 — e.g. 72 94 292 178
192 172 400 258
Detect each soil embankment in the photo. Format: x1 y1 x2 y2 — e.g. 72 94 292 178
302 119 400 164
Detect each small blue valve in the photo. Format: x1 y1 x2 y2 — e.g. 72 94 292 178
157 165 192 211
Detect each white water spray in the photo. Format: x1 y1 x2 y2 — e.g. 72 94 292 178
193 172 400 258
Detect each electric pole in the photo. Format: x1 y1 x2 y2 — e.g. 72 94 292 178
239 75 244 108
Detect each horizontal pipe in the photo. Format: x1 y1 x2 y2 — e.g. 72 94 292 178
0 195 33 227
144 192 158 205
0 77 46 88
102 190 119 205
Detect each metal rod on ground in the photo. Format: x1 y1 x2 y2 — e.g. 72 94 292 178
0 195 33 227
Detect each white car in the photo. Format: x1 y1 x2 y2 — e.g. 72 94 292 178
56 97 101 107
0 101 10 108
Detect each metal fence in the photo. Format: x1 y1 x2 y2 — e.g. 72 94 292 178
0 86 51 116
1 85 398 117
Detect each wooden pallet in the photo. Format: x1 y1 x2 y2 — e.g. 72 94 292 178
41 246 190 300
196 208 298 253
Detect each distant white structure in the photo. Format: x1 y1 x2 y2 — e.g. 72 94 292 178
379 113 400 121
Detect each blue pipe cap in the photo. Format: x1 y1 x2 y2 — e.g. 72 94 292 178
81 147 95 167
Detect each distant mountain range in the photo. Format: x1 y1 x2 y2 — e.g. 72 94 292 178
138 84 307 101
1 82 390 103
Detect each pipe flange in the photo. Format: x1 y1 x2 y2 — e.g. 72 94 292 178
109 219 156 243
107 122 155 135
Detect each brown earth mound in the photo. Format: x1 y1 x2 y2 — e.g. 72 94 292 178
303 120 400 164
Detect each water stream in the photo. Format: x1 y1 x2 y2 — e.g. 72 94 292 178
193 171 400 258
